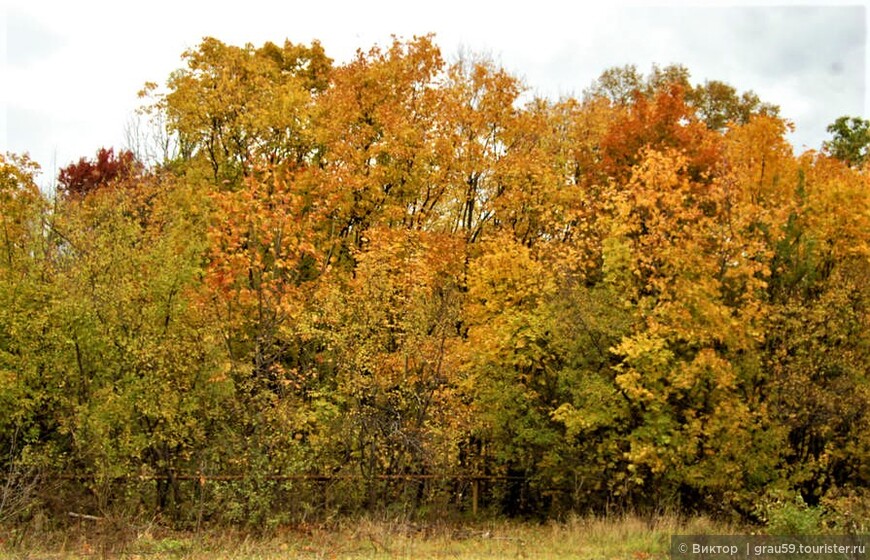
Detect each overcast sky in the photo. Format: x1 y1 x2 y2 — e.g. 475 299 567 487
2 1 867 187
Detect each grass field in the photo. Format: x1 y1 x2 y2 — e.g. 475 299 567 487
0 514 738 559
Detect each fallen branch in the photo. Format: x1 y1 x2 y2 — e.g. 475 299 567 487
67 511 103 522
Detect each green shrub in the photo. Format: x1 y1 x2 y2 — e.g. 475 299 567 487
756 493 823 535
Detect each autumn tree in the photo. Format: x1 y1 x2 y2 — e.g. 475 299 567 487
599 81 721 184
439 52 524 243
314 227 468 507
0 154 43 269
603 147 775 511
313 35 449 250
587 64 778 132
0 154 49 481
1 154 232 519
199 164 330 520
142 37 332 183
760 153 870 506
57 147 141 198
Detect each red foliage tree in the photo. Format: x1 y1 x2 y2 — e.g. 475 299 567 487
57 147 141 198
600 84 721 184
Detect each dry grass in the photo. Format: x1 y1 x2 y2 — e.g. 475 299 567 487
0 513 740 559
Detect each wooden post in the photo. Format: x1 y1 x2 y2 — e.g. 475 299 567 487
472 478 479 516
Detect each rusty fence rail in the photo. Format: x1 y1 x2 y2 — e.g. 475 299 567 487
41 473 525 481
10 472 529 515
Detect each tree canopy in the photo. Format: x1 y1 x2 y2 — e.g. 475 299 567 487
1 36 867 531
824 115 870 167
